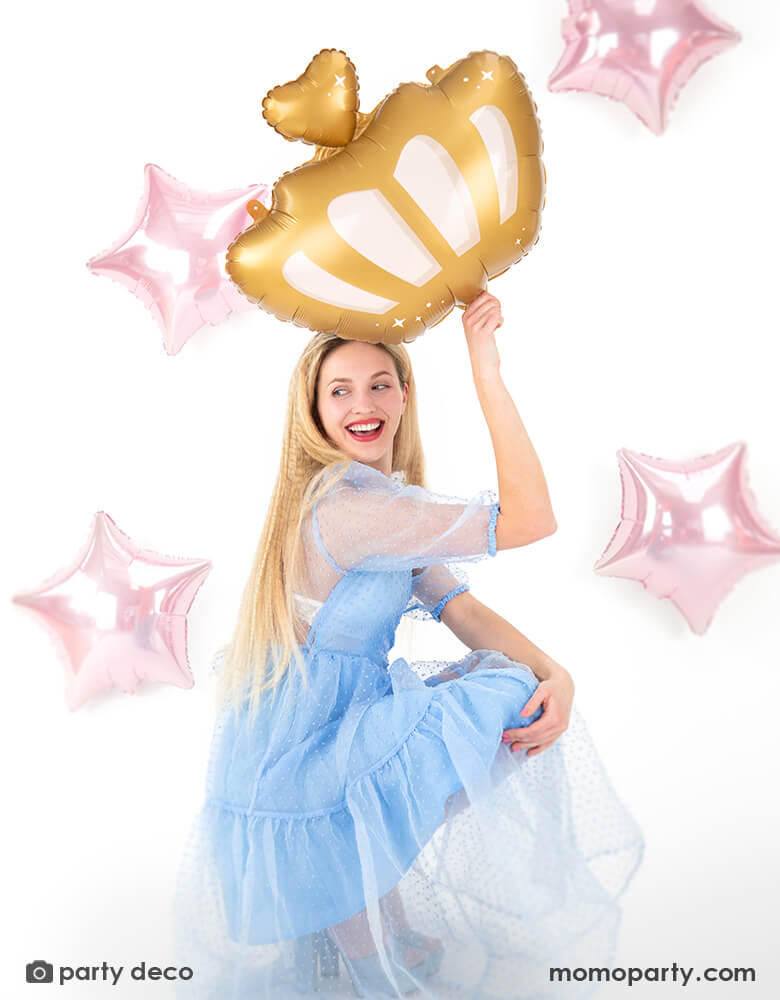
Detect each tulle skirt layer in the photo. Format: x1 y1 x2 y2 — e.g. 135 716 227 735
171 650 644 999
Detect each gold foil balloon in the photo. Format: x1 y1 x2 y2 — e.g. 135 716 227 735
261 49 359 148
227 49 545 344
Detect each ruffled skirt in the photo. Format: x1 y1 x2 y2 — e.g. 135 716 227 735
170 649 644 999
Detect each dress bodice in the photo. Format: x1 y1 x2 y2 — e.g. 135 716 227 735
301 568 414 661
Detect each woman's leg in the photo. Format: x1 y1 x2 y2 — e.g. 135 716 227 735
326 886 434 964
326 905 381 960
379 884 410 934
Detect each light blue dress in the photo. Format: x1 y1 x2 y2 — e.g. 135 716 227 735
171 460 644 999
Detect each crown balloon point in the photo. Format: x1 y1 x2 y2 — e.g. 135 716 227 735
246 199 269 222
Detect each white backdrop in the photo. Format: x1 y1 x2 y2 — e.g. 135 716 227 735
3 0 778 996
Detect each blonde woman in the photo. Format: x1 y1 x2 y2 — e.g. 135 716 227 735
172 291 644 999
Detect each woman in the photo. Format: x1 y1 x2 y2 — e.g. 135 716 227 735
171 291 644 999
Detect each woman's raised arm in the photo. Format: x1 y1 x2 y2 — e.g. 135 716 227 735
462 291 557 549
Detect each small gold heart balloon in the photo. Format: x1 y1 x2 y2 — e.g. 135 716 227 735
262 48 359 148
230 50 545 344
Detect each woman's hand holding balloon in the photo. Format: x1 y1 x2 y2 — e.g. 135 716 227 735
462 290 504 379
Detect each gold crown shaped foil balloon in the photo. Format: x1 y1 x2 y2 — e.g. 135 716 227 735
226 49 546 344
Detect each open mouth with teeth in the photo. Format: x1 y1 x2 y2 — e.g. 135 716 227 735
346 420 385 441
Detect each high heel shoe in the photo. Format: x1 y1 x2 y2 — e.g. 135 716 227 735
294 925 442 996
317 928 340 977
295 927 433 997
390 927 444 977
294 929 340 993
335 938 425 999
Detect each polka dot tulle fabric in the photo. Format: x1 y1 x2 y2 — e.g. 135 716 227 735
172 461 644 998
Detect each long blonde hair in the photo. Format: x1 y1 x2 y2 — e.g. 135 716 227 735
215 331 427 723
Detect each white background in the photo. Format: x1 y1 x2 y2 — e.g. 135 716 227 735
3 0 778 996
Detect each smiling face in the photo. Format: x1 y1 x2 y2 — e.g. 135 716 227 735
315 341 408 474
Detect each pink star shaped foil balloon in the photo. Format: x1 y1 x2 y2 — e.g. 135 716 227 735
12 512 211 710
594 443 780 634
548 0 741 135
87 163 269 354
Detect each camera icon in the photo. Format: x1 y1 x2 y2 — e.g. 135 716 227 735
26 960 54 983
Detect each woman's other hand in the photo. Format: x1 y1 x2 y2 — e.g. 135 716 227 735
462 290 503 377
502 663 574 758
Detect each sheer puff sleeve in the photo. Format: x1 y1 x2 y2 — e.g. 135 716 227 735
312 461 499 576
403 562 471 623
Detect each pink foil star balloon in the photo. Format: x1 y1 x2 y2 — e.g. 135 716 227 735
595 443 780 633
87 164 269 354
548 0 741 135
12 512 211 710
